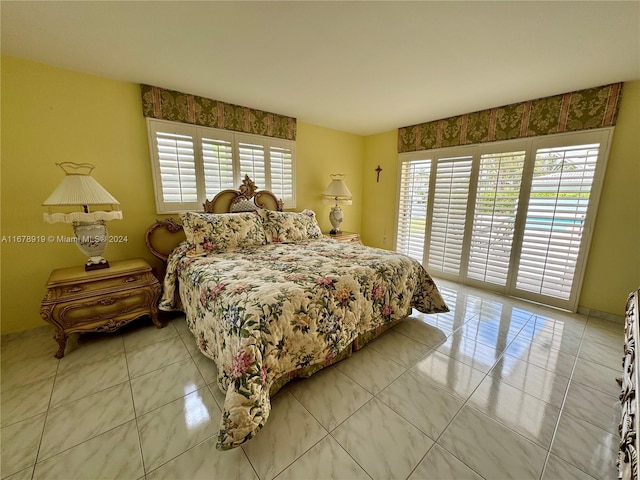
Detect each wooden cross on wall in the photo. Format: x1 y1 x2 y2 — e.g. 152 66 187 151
375 165 383 183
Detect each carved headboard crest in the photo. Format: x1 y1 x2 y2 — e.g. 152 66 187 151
238 175 258 199
204 175 283 213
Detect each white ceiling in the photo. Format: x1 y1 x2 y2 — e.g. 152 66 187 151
2 1 639 136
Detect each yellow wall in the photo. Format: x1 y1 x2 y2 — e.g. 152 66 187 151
361 130 398 248
295 123 364 235
0 56 363 334
580 81 640 314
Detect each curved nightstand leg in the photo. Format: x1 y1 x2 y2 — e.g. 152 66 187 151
53 329 67 359
150 282 165 328
151 310 165 329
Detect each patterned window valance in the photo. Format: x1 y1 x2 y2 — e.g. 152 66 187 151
398 83 623 153
141 84 296 141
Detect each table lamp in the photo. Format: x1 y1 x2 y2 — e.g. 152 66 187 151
43 162 122 270
321 174 352 234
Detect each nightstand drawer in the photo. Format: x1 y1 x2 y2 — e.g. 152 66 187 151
52 272 152 300
53 288 155 329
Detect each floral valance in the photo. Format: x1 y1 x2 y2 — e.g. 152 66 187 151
398 83 623 153
141 84 296 141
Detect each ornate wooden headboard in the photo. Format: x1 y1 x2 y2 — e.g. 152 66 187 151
145 175 283 264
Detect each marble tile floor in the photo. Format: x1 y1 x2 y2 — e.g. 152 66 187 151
0 279 624 480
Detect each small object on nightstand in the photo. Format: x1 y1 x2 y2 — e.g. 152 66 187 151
324 231 361 244
40 258 162 358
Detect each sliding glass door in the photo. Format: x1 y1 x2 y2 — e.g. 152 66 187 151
395 129 612 311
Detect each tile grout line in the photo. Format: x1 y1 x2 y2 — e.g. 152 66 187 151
287 371 380 480
406 308 563 479
29 334 135 476
283 345 438 480
119 332 154 478
27 350 61 480
152 320 260 479
537 314 595 480
137 325 223 477
402 308 538 479
14 331 210 480
138 334 222 478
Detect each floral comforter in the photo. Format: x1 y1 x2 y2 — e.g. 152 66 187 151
160 239 448 449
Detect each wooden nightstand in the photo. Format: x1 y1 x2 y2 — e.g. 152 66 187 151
40 258 162 358
324 231 361 244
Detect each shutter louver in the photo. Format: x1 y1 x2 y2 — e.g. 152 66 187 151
270 146 294 205
396 160 431 262
202 136 234 199
516 144 599 300
238 141 266 188
468 152 525 286
428 156 473 275
155 131 197 203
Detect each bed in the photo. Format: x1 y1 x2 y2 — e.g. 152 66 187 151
619 288 639 480
147 175 449 450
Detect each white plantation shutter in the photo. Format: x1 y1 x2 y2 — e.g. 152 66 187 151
148 120 203 212
269 144 294 207
148 119 296 212
237 138 267 189
467 151 525 286
516 143 600 300
202 135 234 199
396 159 431 262
155 132 197 203
428 156 473 276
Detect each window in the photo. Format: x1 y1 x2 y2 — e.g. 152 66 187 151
147 119 295 213
396 129 612 311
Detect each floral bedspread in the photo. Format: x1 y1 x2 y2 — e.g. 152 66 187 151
160 239 448 449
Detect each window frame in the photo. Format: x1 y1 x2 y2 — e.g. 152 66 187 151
147 118 296 213
395 128 613 312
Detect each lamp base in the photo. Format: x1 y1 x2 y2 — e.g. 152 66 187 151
85 259 110 271
329 206 344 235
73 221 111 272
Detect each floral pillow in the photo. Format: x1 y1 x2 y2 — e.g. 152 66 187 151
260 209 323 243
180 211 267 255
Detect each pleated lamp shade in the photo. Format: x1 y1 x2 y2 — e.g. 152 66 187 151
43 162 122 224
321 174 353 205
